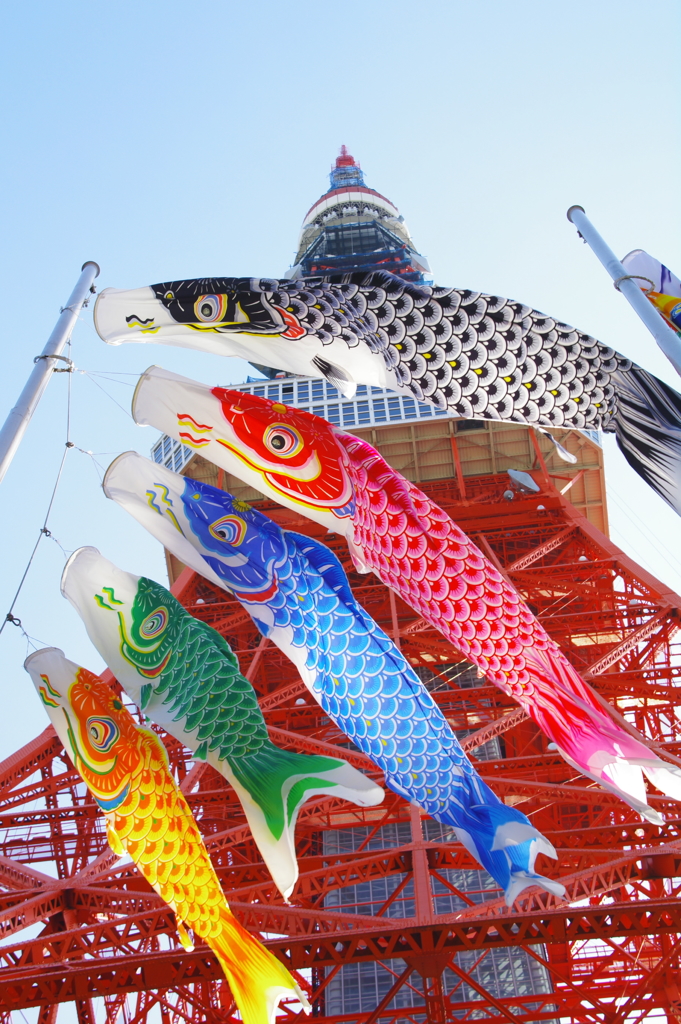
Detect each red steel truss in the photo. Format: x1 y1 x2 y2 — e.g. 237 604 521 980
3 465 681 1023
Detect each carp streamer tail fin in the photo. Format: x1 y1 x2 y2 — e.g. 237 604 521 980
612 364 681 518
212 905 310 1024
525 645 681 825
227 743 383 899
438 790 565 907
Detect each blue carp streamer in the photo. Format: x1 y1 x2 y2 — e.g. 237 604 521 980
104 451 564 904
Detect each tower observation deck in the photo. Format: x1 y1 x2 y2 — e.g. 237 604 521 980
288 145 431 283
2 152 681 1024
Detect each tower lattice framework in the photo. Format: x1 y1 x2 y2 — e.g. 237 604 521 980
2 422 681 1024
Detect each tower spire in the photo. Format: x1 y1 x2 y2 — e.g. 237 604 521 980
329 145 365 191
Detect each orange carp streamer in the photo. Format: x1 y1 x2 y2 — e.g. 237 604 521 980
25 648 309 1024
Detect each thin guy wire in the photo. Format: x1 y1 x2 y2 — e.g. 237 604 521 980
0 349 74 639
81 369 134 418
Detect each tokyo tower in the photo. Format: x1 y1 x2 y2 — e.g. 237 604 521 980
2 149 681 1024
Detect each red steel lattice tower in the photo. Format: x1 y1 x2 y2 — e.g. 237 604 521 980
2 415 681 1023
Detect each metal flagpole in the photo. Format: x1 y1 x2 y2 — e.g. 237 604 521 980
0 261 100 485
567 206 681 379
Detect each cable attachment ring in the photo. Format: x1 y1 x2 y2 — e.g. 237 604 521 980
613 275 656 294
34 353 74 373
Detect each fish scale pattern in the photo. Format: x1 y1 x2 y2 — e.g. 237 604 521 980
101 683 308 1023
25 652 305 1024
172 480 562 901
252 529 482 805
98 272 681 515
271 277 624 428
127 579 270 761
338 429 672 795
126 372 681 817
151 272 629 429
62 547 381 902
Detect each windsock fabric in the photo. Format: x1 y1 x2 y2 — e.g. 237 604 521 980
96 272 681 516
622 249 681 334
622 249 681 302
104 451 564 905
60 546 382 900
130 366 681 823
24 648 309 1024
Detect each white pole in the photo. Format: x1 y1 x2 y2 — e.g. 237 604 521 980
0 261 100 485
567 206 681 379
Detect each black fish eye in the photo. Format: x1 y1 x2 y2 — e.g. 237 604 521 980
270 435 286 450
200 302 213 317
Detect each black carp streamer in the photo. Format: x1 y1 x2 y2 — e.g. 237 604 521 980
95 271 681 516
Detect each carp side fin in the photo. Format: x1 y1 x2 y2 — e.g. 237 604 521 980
105 820 125 856
287 532 356 605
223 743 382 900
137 726 171 769
176 920 195 951
537 428 577 464
311 355 357 399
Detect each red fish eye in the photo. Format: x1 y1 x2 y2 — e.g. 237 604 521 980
194 294 227 323
264 424 302 459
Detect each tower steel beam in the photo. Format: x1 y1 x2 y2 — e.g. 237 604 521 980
4 431 681 1020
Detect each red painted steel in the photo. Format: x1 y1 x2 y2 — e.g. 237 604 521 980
2 467 681 1021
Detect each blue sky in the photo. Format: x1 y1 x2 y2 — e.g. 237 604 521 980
0 0 680 760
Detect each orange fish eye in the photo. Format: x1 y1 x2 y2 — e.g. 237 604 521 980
263 423 303 459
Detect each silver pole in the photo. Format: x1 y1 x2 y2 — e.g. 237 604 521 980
0 261 100 485
567 206 681 379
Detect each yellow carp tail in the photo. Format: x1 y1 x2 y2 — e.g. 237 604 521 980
210 905 310 1024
